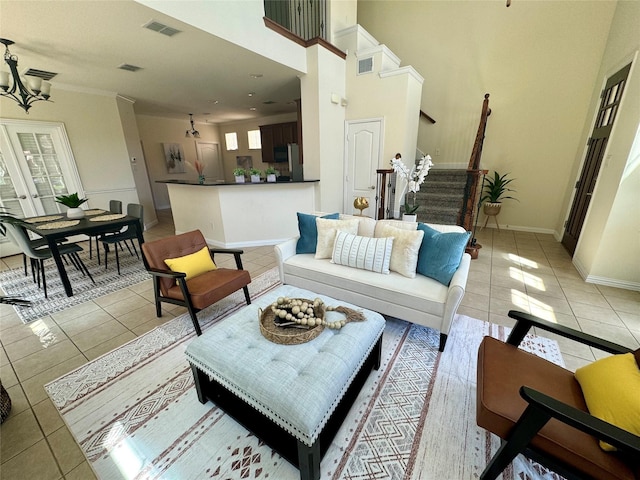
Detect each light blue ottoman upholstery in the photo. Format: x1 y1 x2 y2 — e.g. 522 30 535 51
184 285 385 449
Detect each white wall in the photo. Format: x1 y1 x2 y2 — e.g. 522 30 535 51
0 88 141 213
357 0 616 233
135 115 222 209
573 0 640 288
300 43 347 213
116 96 158 228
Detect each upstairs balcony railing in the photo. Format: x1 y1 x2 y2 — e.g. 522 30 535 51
264 0 327 41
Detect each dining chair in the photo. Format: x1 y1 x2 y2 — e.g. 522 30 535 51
100 203 143 274
89 199 123 264
4 222 95 298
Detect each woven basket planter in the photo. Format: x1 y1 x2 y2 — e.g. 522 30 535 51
483 202 502 216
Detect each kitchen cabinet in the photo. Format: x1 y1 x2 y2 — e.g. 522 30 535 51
260 122 298 163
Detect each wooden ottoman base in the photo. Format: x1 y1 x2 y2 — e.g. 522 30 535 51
190 336 381 480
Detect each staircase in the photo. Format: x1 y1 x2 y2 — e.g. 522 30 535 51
413 169 468 224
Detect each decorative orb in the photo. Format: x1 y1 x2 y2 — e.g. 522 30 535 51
353 197 369 215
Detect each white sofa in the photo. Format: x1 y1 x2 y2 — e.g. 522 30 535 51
274 215 471 351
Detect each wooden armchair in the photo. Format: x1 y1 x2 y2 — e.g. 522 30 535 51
477 310 639 480
141 230 251 336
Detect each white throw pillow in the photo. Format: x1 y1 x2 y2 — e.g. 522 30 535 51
339 214 377 237
315 218 360 259
376 224 424 278
331 231 394 274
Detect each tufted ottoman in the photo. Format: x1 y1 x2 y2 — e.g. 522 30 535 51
184 285 385 480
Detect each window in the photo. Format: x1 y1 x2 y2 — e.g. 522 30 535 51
225 132 238 151
247 130 262 150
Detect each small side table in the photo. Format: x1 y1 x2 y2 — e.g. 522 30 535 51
482 211 500 231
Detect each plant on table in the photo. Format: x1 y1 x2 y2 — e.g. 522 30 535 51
233 168 246 177
54 192 88 208
249 168 262 176
265 166 278 175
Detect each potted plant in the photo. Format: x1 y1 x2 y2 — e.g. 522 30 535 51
55 192 88 218
390 154 433 221
249 168 262 183
233 168 246 183
265 166 278 183
480 171 517 216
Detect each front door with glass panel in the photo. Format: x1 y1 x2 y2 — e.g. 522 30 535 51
0 120 84 256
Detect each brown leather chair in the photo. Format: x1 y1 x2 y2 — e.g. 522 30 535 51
477 310 639 480
141 230 251 336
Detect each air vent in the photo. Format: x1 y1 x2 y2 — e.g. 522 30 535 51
357 57 374 75
143 20 182 37
118 63 142 72
23 69 57 81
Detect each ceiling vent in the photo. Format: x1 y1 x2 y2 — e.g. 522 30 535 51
23 68 57 81
118 63 142 72
143 20 182 37
357 57 374 75
262 100 276 105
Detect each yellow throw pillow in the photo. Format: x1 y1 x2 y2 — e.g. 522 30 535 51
164 246 217 281
574 352 640 451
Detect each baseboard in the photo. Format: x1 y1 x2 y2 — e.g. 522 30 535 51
583 275 640 291
477 224 558 236
172 229 287 249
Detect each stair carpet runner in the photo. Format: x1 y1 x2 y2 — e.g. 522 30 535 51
412 169 468 225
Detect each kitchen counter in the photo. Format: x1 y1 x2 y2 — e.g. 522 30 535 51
160 180 318 248
158 179 318 186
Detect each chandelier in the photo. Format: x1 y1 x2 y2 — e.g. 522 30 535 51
185 113 200 138
0 38 52 113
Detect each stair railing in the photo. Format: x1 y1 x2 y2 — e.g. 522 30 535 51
458 94 491 235
264 0 327 41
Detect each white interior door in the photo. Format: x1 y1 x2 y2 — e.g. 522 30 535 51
344 119 383 216
196 141 224 182
0 120 84 256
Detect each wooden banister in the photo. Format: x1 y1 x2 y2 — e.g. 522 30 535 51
459 94 491 240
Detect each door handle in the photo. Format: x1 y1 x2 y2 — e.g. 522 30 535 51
370 186 375 190
18 195 27 199
32 194 39 198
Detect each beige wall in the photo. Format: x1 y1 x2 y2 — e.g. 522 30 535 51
357 0 616 233
217 112 298 182
135 115 222 209
0 88 141 213
572 0 640 287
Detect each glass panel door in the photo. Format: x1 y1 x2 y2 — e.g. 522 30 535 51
0 120 84 257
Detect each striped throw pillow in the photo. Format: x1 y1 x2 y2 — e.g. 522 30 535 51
331 231 394 274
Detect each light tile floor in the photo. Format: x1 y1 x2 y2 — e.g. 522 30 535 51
0 212 638 479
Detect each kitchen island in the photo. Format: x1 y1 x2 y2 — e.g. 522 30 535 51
159 180 319 248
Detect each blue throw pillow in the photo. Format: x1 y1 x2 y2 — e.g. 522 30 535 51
416 223 470 285
296 212 340 254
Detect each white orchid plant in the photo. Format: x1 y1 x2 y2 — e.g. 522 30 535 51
390 154 434 214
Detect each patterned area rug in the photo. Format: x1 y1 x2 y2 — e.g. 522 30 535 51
46 287 565 479
0 247 150 323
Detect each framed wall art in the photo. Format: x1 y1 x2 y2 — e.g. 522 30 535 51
163 143 186 173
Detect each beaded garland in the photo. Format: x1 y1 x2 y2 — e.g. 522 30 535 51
270 296 363 330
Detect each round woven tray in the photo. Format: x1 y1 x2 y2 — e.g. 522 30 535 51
259 298 325 345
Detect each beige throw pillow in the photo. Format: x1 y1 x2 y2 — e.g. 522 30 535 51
315 218 360 259
373 219 418 238
376 224 424 278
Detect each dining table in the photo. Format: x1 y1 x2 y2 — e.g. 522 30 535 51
20 209 145 297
